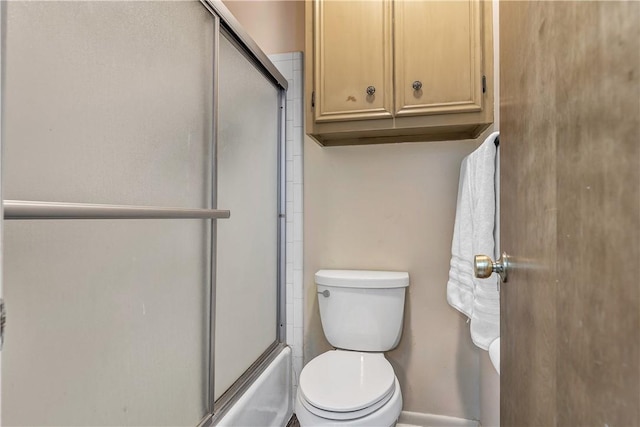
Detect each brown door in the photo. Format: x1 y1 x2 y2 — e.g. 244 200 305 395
499 2 639 425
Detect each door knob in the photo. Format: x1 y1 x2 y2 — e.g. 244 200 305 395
474 252 510 282
366 86 376 96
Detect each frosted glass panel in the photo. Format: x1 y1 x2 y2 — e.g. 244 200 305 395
3 1 213 206
2 1 214 425
215 33 280 400
3 221 210 426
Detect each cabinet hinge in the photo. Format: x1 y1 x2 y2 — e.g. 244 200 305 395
482 75 487 94
311 91 315 109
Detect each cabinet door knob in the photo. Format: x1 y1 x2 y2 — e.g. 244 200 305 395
412 80 423 91
366 86 376 96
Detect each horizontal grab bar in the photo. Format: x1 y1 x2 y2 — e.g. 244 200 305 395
3 200 230 220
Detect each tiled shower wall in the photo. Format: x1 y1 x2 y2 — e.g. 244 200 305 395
269 52 304 395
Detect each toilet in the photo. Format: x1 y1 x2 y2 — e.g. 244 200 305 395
295 269 409 427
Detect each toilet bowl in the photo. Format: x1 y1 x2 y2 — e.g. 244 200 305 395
295 270 409 427
295 350 403 427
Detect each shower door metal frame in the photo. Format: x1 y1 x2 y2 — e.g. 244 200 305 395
198 0 288 425
0 0 5 362
207 13 221 419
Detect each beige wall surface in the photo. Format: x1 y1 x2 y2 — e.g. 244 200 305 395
304 133 493 419
480 351 500 426
222 0 304 54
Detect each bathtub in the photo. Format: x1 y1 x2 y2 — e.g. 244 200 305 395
215 346 293 427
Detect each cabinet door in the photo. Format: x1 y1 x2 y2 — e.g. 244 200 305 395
314 0 392 122
395 0 483 117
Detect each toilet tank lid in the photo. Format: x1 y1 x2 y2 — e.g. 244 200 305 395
315 269 409 289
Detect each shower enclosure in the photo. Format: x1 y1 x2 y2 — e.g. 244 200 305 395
0 1 287 425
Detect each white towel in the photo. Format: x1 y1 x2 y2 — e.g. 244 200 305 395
447 131 500 350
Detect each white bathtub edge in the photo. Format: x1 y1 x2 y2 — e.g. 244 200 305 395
215 346 293 427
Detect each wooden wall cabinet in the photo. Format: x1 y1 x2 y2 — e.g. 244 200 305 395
305 0 494 146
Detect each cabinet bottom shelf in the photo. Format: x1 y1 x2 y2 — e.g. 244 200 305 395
309 122 492 147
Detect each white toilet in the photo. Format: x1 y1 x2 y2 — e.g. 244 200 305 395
295 269 409 427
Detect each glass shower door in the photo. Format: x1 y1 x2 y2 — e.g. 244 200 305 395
0 0 287 423
2 2 215 425
214 31 282 402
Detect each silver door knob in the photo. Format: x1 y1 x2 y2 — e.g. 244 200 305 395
412 80 423 91
366 86 376 96
474 252 510 282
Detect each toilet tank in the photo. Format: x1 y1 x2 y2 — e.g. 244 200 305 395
315 269 409 352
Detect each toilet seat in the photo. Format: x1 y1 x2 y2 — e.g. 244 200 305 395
299 384 395 420
298 350 396 419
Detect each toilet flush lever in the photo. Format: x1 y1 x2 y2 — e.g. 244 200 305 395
317 290 330 297
474 252 510 283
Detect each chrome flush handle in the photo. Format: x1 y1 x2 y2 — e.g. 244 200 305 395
317 290 330 297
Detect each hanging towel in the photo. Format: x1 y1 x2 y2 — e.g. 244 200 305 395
447 131 500 350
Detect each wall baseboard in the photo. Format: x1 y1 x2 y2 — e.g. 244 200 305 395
398 411 480 427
